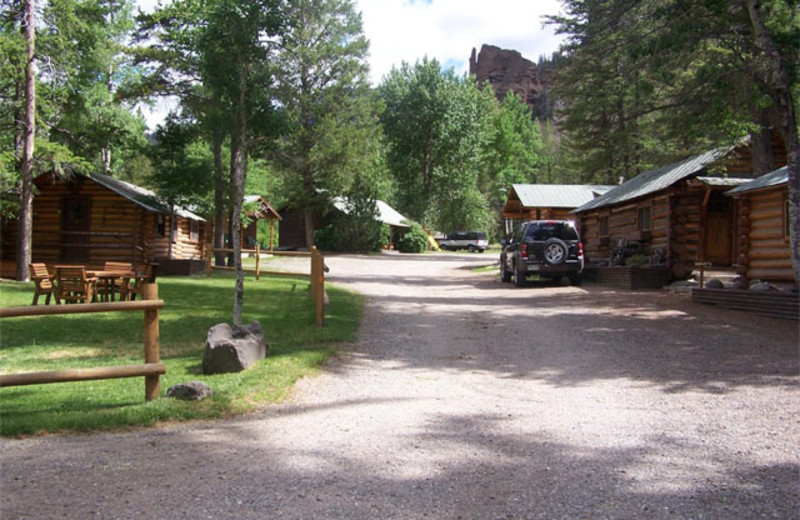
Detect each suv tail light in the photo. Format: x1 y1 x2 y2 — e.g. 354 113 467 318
520 243 528 258
578 242 584 257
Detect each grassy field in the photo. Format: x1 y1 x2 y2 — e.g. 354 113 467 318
0 273 362 437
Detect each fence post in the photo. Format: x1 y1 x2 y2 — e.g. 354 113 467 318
255 244 261 281
205 246 213 277
311 247 324 327
142 283 160 401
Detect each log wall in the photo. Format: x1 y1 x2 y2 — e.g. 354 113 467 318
735 186 792 281
0 175 206 267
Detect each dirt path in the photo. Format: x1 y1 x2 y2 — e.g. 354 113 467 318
2 253 798 519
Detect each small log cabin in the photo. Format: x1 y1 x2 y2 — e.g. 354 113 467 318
279 197 409 250
501 184 614 234
572 138 787 280
726 166 794 282
1 171 206 277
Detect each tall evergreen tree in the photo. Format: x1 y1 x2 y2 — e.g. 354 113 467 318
270 0 377 248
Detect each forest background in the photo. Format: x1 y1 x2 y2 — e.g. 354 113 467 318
2 0 798 274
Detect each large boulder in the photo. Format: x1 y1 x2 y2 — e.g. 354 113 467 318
202 321 268 375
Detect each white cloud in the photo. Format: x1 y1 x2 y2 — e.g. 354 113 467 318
355 0 565 84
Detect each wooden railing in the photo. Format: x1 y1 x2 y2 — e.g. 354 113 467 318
0 284 165 401
205 246 325 327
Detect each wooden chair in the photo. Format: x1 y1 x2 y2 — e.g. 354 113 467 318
100 261 133 301
55 266 97 304
29 263 58 305
126 263 159 301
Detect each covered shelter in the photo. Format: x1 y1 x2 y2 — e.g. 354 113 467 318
1 171 206 278
243 195 281 250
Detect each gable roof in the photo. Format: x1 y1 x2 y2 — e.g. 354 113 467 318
332 197 410 228
90 172 205 221
510 184 615 208
726 166 789 195
244 195 282 220
573 145 735 213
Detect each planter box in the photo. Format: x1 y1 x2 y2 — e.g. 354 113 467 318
583 265 669 290
156 259 206 276
691 288 799 321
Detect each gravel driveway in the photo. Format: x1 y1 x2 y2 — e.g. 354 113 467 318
2 253 798 519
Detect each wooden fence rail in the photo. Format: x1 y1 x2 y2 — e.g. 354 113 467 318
0 284 165 401
205 246 325 327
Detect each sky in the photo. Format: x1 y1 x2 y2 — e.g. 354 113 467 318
135 0 566 128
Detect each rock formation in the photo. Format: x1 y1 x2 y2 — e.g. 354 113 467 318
469 44 554 121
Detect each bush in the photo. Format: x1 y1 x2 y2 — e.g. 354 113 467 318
396 221 429 253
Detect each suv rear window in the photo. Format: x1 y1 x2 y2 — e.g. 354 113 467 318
525 222 579 241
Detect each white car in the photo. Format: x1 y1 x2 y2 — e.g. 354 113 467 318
438 231 489 252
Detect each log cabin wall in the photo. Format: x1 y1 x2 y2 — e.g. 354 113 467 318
0 175 205 271
736 186 792 281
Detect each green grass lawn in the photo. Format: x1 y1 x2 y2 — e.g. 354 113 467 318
0 273 362 437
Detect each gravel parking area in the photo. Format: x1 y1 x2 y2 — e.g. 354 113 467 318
2 252 798 519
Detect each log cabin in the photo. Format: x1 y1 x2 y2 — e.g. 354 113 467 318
501 184 614 235
572 138 787 280
726 166 794 283
278 197 409 250
1 171 206 278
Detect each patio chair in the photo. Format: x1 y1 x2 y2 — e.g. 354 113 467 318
126 263 159 301
29 263 59 305
55 266 97 304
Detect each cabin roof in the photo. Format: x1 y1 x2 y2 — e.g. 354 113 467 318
332 197 410 228
726 166 789 195
510 184 615 208
244 195 282 220
573 145 735 213
90 172 205 221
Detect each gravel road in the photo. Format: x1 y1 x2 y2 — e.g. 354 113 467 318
2 252 799 519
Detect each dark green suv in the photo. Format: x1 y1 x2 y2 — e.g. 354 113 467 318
500 220 584 287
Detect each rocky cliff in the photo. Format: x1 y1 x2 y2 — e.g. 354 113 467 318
469 44 554 121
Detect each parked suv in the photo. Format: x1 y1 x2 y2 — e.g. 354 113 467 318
438 231 488 252
500 220 584 286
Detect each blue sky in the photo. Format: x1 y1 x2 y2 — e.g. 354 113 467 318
135 0 565 127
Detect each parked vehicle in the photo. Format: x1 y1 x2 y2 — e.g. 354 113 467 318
500 220 584 286
438 231 489 252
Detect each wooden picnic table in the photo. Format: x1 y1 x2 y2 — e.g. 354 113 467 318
87 269 138 302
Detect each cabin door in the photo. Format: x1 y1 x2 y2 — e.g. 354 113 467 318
61 196 92 262
704 191 733 265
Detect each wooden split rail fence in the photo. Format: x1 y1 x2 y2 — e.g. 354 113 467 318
205 246 326 327
0 284 165 401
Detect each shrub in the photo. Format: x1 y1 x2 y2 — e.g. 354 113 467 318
396 221 429 253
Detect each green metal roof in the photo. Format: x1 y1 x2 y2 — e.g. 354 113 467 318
573 145 735 213
726 166 788 195
511 184 615 208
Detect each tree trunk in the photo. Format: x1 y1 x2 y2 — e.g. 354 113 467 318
304 210 316 249
745 0 800 288
15 0 35 282
213 131 226 266
230 78 249 327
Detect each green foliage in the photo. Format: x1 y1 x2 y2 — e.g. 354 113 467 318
379 58 495 232
396 221 429 253
315 172 385 253
270 0 379 246
0 273 362 436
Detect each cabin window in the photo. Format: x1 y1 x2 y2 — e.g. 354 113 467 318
598 216 609 236
637 206 652 231
156 215 166 236
190 220 199 242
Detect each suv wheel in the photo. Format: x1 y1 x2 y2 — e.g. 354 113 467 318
467 244 476 253
543 238 568 265
513 263 526 287
500 259 512 282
